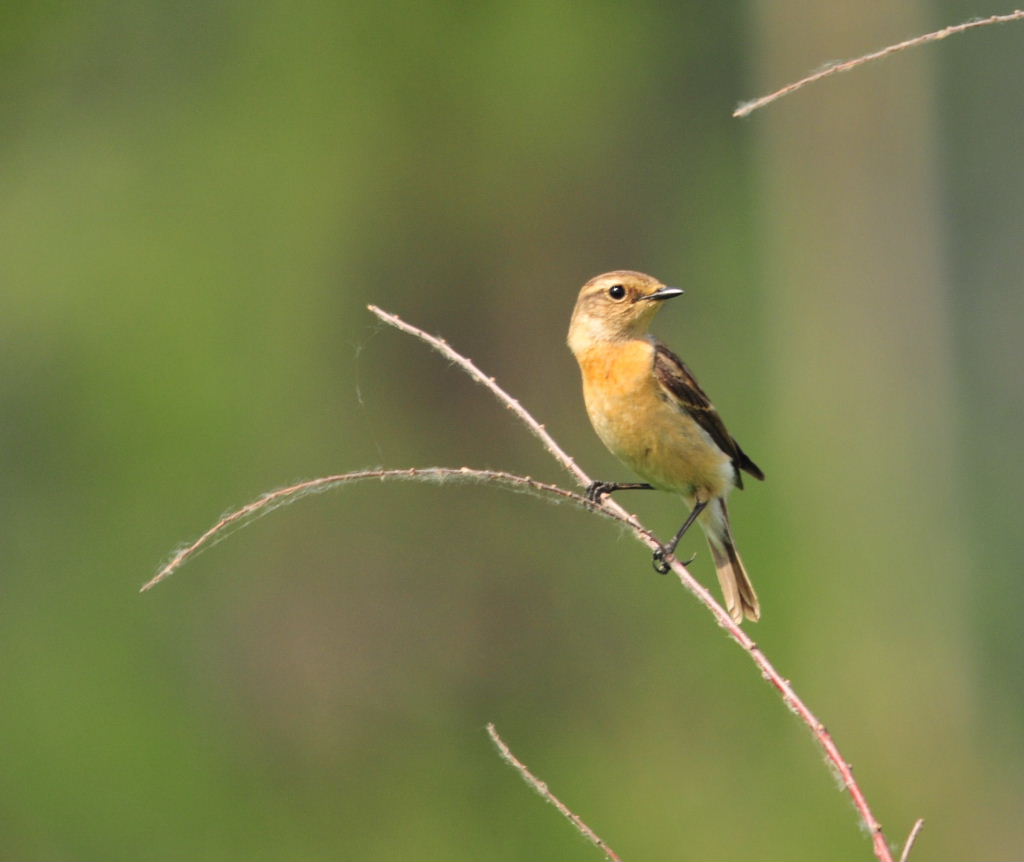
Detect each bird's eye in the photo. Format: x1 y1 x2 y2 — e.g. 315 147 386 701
608 284 626 300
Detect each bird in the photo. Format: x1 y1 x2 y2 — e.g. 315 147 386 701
567 270 764 623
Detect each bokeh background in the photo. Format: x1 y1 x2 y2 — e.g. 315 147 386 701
3 2 1022 859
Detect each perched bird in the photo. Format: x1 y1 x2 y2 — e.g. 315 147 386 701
567 270 764 623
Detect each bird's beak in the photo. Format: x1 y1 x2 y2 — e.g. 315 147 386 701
643 286 684 302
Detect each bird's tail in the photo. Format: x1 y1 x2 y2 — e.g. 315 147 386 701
701 499 760 624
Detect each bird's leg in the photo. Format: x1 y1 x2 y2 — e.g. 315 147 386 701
652 500 708 574
585 481 655 503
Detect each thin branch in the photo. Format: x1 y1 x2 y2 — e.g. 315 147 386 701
146 307 909 861
899 818 926 862
734 10 1024 118
141 467 637 593
374 308 899 862
368 305 590 487
367 304 648 542
486 723 622 862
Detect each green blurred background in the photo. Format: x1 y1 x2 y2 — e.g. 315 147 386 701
3 2 1022 859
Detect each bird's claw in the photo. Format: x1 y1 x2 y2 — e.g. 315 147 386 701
651 547 697 574
585 481 612 503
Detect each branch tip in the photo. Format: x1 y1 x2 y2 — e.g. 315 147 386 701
899 819 925 862
486 723 622 862
734 10 1024 117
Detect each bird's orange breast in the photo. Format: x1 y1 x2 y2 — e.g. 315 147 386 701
575 340 733 498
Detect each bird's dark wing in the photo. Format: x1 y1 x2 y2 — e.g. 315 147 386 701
652 340 765 486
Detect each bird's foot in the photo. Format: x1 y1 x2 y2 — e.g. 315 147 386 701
651 547 697 574
585 481 655 503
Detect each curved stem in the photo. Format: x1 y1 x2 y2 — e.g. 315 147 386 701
146 306 910 861
142 467 633 593
370 306 900 862
734 10 1024 118
899 818 925 862
368 305 591 487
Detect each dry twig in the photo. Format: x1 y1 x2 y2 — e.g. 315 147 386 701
367 307 899 862
141 467 629 592
145 307 915 861
487 723 622 862
899 818 926 862
734 10 1024 118
367 305 591 487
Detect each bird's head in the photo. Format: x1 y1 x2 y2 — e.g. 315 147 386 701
568 270 682 353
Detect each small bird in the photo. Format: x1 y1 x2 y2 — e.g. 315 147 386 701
567 270 764 623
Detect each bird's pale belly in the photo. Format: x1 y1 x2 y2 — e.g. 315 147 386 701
583 377 733 499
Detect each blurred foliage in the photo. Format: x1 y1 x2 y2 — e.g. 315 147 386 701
1 1 1022 859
